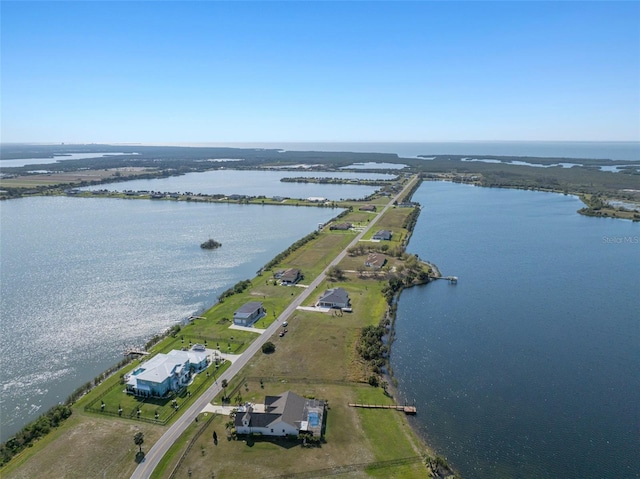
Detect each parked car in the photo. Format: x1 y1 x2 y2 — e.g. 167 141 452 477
282 321 288 327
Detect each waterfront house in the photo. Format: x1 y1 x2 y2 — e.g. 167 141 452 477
372 230 392 241
330 222 352 231
279 268 303 286
125 348 209 397
234 391 325 437
233 301 266 326
365 253 387 269
227 194 247 201
359 204 377 212
317 287 350 309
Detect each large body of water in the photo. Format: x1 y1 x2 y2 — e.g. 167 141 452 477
0 152 137 168
391 181 639 479
2 142 639 476
83 170 395 201
0 197 341 441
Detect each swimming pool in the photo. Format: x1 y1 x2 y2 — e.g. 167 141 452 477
308 411 320 427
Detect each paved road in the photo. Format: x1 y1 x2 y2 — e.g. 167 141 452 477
130 176 417 479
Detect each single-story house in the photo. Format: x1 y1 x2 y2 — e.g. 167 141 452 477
330 222 352 231
307 197 326 203
234 391 326 437
279 268 303 286
125 348 209 397
358 205 378 211
359 204 377 212
372 230 392 241
365 253 387 269
233 301 266 326
317 287 350 309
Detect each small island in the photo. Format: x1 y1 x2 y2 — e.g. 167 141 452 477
200 238 221 249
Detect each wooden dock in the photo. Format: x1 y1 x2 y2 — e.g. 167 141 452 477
431 275 458 284
348 403 416 415
123 348 149 356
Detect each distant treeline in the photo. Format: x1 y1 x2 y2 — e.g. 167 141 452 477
280 177 394 186
2 144 638 203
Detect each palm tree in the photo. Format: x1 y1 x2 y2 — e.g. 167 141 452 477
134 432 144 453
221 379 228 401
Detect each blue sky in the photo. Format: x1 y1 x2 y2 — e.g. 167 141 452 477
1 1 639 143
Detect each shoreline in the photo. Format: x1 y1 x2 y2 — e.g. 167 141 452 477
4 174 457 478
3 163 636 474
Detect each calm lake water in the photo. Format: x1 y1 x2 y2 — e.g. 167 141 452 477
391 182 640 479
0 197 341 441
83 170 394 201
0 152 137 168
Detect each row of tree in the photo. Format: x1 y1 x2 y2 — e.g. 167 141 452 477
218 279 252 303
0 404 72 467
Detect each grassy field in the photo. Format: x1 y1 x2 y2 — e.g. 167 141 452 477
3 180 447 478
155 382 428 479
0 168 152 188
2 411 166 479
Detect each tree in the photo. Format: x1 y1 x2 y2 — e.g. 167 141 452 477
200 238 222 249
262 341 275 354
327 265 344 281
134 432 144 453
221 379 228 401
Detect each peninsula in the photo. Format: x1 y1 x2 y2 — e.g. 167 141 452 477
1 172 457 478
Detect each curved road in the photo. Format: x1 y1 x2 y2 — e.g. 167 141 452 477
131 175 418 479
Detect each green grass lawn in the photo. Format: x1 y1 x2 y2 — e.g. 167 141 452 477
160 382 429 479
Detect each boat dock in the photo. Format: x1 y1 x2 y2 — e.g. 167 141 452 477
123 348 149 356
348 403 417 415
431 275 458 284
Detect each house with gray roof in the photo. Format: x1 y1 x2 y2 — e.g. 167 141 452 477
329 222 352 231
372 229 392 241
359 204 377 212
279 268 303 286
235 391 325 437
233 301 266 326
317 287 350 309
